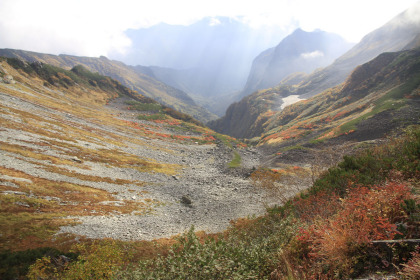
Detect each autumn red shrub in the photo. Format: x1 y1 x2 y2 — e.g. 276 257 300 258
294 182 411 277
293 190 341 223
399 247 420 279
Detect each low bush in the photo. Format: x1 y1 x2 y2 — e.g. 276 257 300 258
228 151 242 168
310 125 419 197
119 216 299 280
0 247 77 280
27 240 126 280
21 126 420 279
125 100 162 112
137 113 167 121
399 247 420 280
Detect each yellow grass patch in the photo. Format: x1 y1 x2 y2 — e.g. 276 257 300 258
0 166 159 250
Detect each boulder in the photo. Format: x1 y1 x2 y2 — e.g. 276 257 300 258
71 156 82 163
3 74 15 84
180 195 192 206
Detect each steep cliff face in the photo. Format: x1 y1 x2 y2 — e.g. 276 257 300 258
208 87 290 139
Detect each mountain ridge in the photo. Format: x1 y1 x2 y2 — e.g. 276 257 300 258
210 3 420 139
209 47 420 143
241 28 353 97
262 48 420 148
296 2 420 99
0 48 217 123
112 16 288 115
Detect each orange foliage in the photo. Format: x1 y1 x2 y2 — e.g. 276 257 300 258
295 182 411 274
293 191 341 223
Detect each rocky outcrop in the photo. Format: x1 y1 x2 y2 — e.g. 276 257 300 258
2 74 15 84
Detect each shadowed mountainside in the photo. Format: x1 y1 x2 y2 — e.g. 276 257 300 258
241 28 352 98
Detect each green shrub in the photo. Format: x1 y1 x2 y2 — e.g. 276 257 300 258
137 113 167 121
228 151 241 168
27 241 125 280
118 218 298 280
309 126 420 197
0 247 77 280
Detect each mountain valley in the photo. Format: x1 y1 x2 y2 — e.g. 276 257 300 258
210 4 420 141
0 58 285 250
1 3 420 279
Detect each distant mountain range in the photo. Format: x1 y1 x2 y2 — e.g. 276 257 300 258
1 2 419 138
209 2 420 139
120 20 353 116
109 17 288 115
0 49 217 122
240 28 353 98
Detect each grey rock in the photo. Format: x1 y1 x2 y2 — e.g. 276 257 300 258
3 75 15 84
2 190 28 196
180 195 192 206
71 156 82 163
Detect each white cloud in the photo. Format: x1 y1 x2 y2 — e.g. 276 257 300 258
300 50 324 59
209 18 222 26
0 0 418 57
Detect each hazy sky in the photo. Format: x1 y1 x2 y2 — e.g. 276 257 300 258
0 0 418 58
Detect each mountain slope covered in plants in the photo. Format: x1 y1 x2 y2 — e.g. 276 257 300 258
210 47 420 146
0 49 217 123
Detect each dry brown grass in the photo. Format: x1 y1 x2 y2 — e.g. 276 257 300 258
0 61 197 252
0 166 158 251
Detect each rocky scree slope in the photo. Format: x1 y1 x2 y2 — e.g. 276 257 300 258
0 58 272 251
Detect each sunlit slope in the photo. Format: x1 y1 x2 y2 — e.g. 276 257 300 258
209 4 420 139
0 57 226 250
0 48 217 123
210 48 420 148
259 48 420 147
